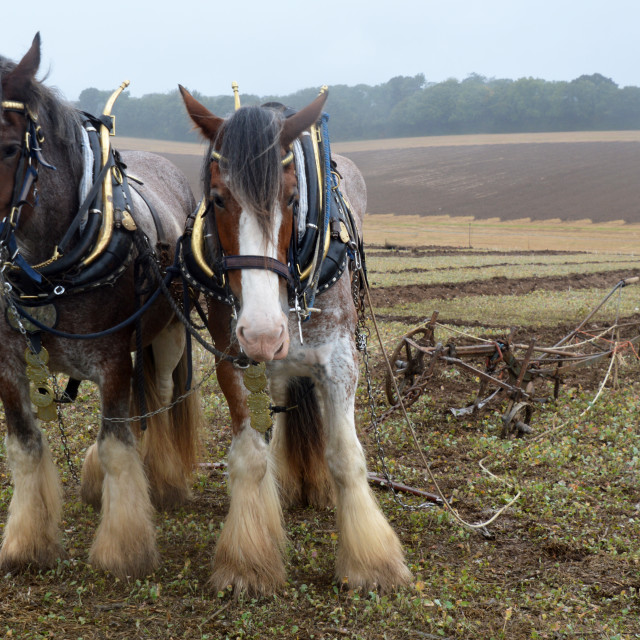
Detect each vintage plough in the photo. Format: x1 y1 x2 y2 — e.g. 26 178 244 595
384 276 640 437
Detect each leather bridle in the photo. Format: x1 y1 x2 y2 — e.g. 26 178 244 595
0 100 56 284
205 149 301 305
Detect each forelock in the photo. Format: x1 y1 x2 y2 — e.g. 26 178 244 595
218 105 284 236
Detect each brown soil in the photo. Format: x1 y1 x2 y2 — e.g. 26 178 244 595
370 266 640 311
156 141 640 224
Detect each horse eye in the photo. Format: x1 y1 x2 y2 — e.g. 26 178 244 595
287 192 298 208
1 144 20 161
211 194 225 209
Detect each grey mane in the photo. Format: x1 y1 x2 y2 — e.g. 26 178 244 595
0 57 84 177
208 106 284 236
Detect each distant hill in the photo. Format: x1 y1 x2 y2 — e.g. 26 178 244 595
117 132 640 223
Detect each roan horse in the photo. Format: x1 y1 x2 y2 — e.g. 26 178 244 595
180 86 411 594
0 35 200 578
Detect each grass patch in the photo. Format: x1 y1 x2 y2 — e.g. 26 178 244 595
375 286 640 328
1 247 640 638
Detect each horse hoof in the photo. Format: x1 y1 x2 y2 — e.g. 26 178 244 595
336 558 412 593
209 564 285 598
0 543 67 573
89 543 159 579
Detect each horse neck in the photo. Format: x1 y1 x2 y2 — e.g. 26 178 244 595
16 131 82 264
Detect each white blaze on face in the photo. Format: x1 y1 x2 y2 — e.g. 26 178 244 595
234 204 290 361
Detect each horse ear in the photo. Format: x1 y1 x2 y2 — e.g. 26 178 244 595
2 33 41 97
179 85 224 141
280 89 329 148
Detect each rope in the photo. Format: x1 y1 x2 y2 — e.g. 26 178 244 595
371 275 640 531
361 276 521 529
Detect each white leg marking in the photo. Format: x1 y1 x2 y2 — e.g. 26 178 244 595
211 425 286 595
89 435 158 578
0 434 63 568
321 343 411 590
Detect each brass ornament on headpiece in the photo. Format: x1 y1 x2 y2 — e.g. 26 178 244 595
209 82 294 168
232 81 241 111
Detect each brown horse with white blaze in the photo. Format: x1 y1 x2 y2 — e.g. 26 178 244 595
0 35 201 578
180 85 411 595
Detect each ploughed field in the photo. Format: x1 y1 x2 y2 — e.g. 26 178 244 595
129 130 640 252
123 130 640 225
1 134 640 638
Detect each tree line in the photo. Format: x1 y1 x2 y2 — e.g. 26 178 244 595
77 73 640 143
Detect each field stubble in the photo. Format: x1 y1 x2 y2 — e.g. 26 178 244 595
1 246 640 638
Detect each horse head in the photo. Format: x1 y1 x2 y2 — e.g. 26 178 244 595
180 86 328 361
0 34 41 219
1 34 82 265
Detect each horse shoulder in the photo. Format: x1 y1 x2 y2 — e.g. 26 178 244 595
333 154 366 229
118 150 195 240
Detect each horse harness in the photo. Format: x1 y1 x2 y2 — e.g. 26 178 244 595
0 100 172 416
179 106 366 338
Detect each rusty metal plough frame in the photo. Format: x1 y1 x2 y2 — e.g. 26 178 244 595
384 276 640 437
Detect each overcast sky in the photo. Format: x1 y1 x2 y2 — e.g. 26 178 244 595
2 0 639 102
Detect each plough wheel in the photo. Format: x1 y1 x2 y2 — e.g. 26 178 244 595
385 326 435 406
501 401 534 438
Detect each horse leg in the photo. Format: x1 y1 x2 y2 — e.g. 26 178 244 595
88 359 158 578
134 321 200 509
322 344 411 591
269 376 335 508
80 441 104 510
207 303 286 595
0 371 64 570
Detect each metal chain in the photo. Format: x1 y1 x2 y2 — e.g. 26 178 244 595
0 266 80 483
102 359 219 423
51 376 80 484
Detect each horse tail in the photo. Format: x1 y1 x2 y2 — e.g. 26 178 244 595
167 346 202 474
271 377 334 508
131 345 202 509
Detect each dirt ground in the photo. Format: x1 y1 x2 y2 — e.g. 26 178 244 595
344 142 640 222
369 250 639 310
131 136 640 225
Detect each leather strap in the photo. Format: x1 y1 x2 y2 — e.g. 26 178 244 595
220 254 294 287
129 180 166 242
